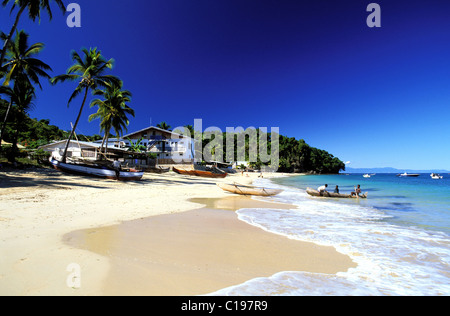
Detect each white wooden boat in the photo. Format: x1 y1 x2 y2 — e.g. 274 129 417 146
430 173 443 179
50 158 144 181
397 172 420 177
217 183 283 196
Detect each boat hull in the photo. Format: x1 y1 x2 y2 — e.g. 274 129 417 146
306 188 368 199
50 158 143 181
173 167 227 178
145 166 170 174
397 173 420 177
218 183 283 196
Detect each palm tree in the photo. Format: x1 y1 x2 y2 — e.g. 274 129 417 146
0 87 13 146
0 0 66 67
51 47 120 162
0 30 51 147
89 81 135 157
0 80 35 162
156 121 171 131
1 30 52 88
183 124 194 138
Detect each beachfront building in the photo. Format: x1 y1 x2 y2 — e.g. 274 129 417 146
39 140 102 160
39 126 194 167
123 126 195 164
38 140 130 161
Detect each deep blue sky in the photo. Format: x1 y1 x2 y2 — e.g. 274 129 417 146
1 0 450 169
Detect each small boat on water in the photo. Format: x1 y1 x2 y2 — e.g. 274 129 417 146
306 188 368 199
397 172 420 177
173 167 227 178
363 174 371 178
50 158 144 181
218 183 283 196
431 173 443 179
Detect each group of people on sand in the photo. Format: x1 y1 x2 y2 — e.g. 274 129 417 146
317 184 363 197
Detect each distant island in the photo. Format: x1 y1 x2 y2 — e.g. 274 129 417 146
343 167 450 174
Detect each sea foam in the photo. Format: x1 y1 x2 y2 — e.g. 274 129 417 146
209 179 450 296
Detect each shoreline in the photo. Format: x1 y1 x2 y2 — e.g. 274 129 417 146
0 168 355 296
63 207 355 296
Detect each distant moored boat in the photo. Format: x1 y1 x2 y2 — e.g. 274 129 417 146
397 172 420 177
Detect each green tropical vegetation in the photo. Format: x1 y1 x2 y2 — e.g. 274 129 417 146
278 135 345 173
0 29 52 162
156 121 171 131
126 137 146 153
173 124 345 174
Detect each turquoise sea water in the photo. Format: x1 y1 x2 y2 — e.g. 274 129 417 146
278 173 450 234
210 173 450 296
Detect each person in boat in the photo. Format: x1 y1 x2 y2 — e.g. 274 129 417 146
351 184 362 197
317 184 328 195
334 185 340 194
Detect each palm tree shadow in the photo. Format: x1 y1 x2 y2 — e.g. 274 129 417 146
0 170 112 190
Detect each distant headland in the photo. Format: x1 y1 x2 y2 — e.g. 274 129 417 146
343 167 450 174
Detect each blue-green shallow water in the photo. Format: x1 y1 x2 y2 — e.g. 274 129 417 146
277 173 450 234
209 173 450 296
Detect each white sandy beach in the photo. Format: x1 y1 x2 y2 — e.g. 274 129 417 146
0 168 355 296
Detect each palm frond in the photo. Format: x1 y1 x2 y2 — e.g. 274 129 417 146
25 42 46 57
67 85 84 106
50 74 79 85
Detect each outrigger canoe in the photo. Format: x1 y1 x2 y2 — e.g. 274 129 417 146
173 167 227 178
217 183 283 197
50 158 144 181
306 188 368 199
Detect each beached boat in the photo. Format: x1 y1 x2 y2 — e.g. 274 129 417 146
397 172 420 177
173 167 227 178
306 188 368 199
431 173 443 179
50 158 144 181
145 166 170 174
217 183 283 196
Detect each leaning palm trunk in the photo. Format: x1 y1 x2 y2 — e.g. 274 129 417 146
0 6 25 67
100 130 110 160
0 101 13 148
104 131 110 158
61 86 89 163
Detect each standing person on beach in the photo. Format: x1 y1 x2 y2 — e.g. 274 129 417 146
113 159 121 178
